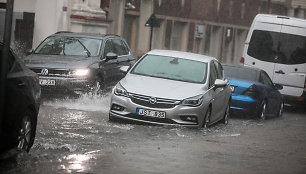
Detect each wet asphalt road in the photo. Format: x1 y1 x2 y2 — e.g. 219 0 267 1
0 93 306 174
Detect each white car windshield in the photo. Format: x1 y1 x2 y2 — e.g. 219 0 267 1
34 36 102 57
131 54 207 83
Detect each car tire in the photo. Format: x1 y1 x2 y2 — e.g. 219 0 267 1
259 101 267 120
203 107 211 128
17 109 36 152
277 101 284 117
222 103 230 125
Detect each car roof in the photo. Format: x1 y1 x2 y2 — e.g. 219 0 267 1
146 50 217 63
51 32 121 39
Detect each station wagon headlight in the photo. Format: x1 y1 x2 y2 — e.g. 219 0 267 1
114 83 129 97
73 69 90 76
181 94 203 107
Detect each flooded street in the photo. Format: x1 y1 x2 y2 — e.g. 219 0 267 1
1 93 306 174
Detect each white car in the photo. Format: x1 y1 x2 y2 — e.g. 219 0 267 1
241 14 306 106
109 50 232 128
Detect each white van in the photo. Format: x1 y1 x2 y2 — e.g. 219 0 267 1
242 14 306 105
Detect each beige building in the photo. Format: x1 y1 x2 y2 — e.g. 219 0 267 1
1 0 306 64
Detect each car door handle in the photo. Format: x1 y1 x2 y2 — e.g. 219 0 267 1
275 70 285 74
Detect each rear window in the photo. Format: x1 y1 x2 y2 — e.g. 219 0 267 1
223 66 258 82
248 30 306 65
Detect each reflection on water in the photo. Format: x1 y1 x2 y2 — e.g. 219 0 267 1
63 154 91 172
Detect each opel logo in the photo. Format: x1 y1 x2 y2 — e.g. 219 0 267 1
149 97 157 104
41 68 49 76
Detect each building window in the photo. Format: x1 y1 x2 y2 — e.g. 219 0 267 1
171 22 184 51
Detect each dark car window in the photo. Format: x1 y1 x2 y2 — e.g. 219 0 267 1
248 30 306 64
259 71 273 88
209 62 218 87
112 39 128 56
214 61 223 79
0 46 19 72
103 39 115 58
223 66 258 81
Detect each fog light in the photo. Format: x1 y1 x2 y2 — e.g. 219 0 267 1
180 116 198 123
111 104 124 111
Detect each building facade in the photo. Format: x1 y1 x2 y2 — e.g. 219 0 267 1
1 0 306 64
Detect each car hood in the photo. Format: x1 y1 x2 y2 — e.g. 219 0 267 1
120 74 206 100
24 54 98 69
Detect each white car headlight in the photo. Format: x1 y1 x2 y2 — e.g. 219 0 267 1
113 83 129 97
72 69 90 76
181 94 203 107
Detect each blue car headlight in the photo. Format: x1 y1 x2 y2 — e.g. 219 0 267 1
113 83 129 97
181 94 203 107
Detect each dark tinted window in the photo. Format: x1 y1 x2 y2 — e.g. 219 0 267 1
259 71 273 87
223 66 258 81
0 46 16 72
248 30 306 64
214 61 223 79
112 39 128 56
103 40 115 58
209 62 218 87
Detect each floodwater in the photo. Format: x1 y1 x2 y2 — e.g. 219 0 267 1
1 93 306 174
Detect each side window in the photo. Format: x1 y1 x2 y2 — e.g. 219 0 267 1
209 62 218 87
103 39 114 58
259 71 273 87
0 48 20 73
213 61 223 79
121 40 130 55
112 39 126 56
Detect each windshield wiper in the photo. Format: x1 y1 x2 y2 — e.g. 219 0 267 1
75 39 91 57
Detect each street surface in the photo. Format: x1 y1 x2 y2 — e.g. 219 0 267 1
0 93 306 174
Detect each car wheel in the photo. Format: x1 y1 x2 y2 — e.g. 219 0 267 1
260 101 267 120
222 104 230 125
203 107 211 128
17 110 36 152
277 101 284 117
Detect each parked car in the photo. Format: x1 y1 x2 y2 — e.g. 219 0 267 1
0 42 41 155
223 64 283 120
241 14 306 106
109 50 232 128
24 32 135 95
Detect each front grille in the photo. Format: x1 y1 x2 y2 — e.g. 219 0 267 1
124 113 177 124
31 68 69 77
129 93 180 109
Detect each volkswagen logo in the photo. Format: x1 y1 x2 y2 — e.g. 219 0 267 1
41 68 49 76
149 97 157 104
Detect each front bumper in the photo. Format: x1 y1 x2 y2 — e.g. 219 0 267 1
109 93 208 128
39 76 93 95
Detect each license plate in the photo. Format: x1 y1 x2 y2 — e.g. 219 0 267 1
39 79 56 86
136 108 166 118
230 86 235 92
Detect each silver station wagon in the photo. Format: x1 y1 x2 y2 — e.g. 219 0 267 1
109 50 232 128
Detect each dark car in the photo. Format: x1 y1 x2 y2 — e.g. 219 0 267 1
0 42 41 155
24 32 136 95
223 64 283 120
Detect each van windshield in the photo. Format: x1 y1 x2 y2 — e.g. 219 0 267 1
248 30 306 65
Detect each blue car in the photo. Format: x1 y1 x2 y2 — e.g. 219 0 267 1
223 65 283 119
